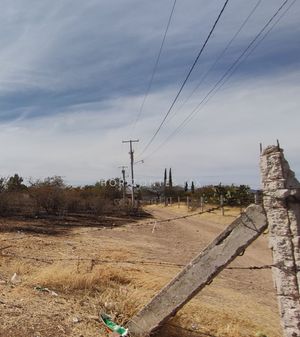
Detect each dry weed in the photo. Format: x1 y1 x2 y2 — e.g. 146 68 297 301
31 264 131 292
28 263 151 322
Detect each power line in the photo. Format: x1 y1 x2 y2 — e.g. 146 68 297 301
141 0 292 161
131 0 177 136
172 0 292 135
241 0 297 63
137 0 230 158
166 0 262 124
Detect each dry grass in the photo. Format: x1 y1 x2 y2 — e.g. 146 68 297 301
197 206 242 225
31 264 131 292
172 302 255 337
4 259 276 337
26 263 149 325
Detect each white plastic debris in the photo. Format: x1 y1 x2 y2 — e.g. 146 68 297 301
11 273 21 284
72 317 81 323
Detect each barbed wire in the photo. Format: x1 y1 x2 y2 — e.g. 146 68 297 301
70 206 222 236
0 252 185 268
1 249 282 273
227 265 272 270
133 206 221 227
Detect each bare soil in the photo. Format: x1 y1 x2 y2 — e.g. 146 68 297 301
0 204 281 337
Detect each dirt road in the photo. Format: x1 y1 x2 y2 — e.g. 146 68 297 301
0 205 282 337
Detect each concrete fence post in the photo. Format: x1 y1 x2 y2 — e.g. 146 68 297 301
260 145 300 337
220 195 224 216
200 196 204 212
254 191 259 205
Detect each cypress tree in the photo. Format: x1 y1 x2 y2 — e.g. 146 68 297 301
184 182 188 192
169 168 173 188
191 181 195 194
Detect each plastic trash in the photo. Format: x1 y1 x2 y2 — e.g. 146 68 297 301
11 273 21 284
100 313 128 336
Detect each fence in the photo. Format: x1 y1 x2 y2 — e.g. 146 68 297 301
127 144 300 337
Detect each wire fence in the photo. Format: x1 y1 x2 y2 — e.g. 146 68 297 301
1 246 277 273
134 206 221 227
72 205 221 236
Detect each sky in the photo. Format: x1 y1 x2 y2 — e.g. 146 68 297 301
0 0 299 189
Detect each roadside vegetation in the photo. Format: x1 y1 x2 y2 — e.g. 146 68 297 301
0 174 129 218
0 172 256 219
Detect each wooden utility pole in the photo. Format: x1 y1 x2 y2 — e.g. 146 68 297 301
122 139 139 206
119 166 127 201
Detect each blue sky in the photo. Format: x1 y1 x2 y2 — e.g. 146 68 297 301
0 0 299 188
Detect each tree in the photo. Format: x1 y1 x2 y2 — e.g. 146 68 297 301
236 184 252 206
163 168 167 204
7 174 27 192
184 182 188 193
104 178 122 200
214 183 226 199
29 176 66 215
191 181 195 194
0 178 7 193
168 168 173 189
151 182 164 199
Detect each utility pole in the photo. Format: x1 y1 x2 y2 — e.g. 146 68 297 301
119 166 127 201
122 139 139 206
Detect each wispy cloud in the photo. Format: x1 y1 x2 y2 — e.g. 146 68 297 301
0 0 298 186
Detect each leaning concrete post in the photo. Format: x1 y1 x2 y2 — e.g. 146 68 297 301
127 205 267 336
260 145 300 337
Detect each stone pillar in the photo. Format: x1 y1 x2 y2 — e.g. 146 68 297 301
260 145 300 337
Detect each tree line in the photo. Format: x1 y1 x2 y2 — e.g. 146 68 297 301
139 169 256 206
0 171 257 217
0 174 126 217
